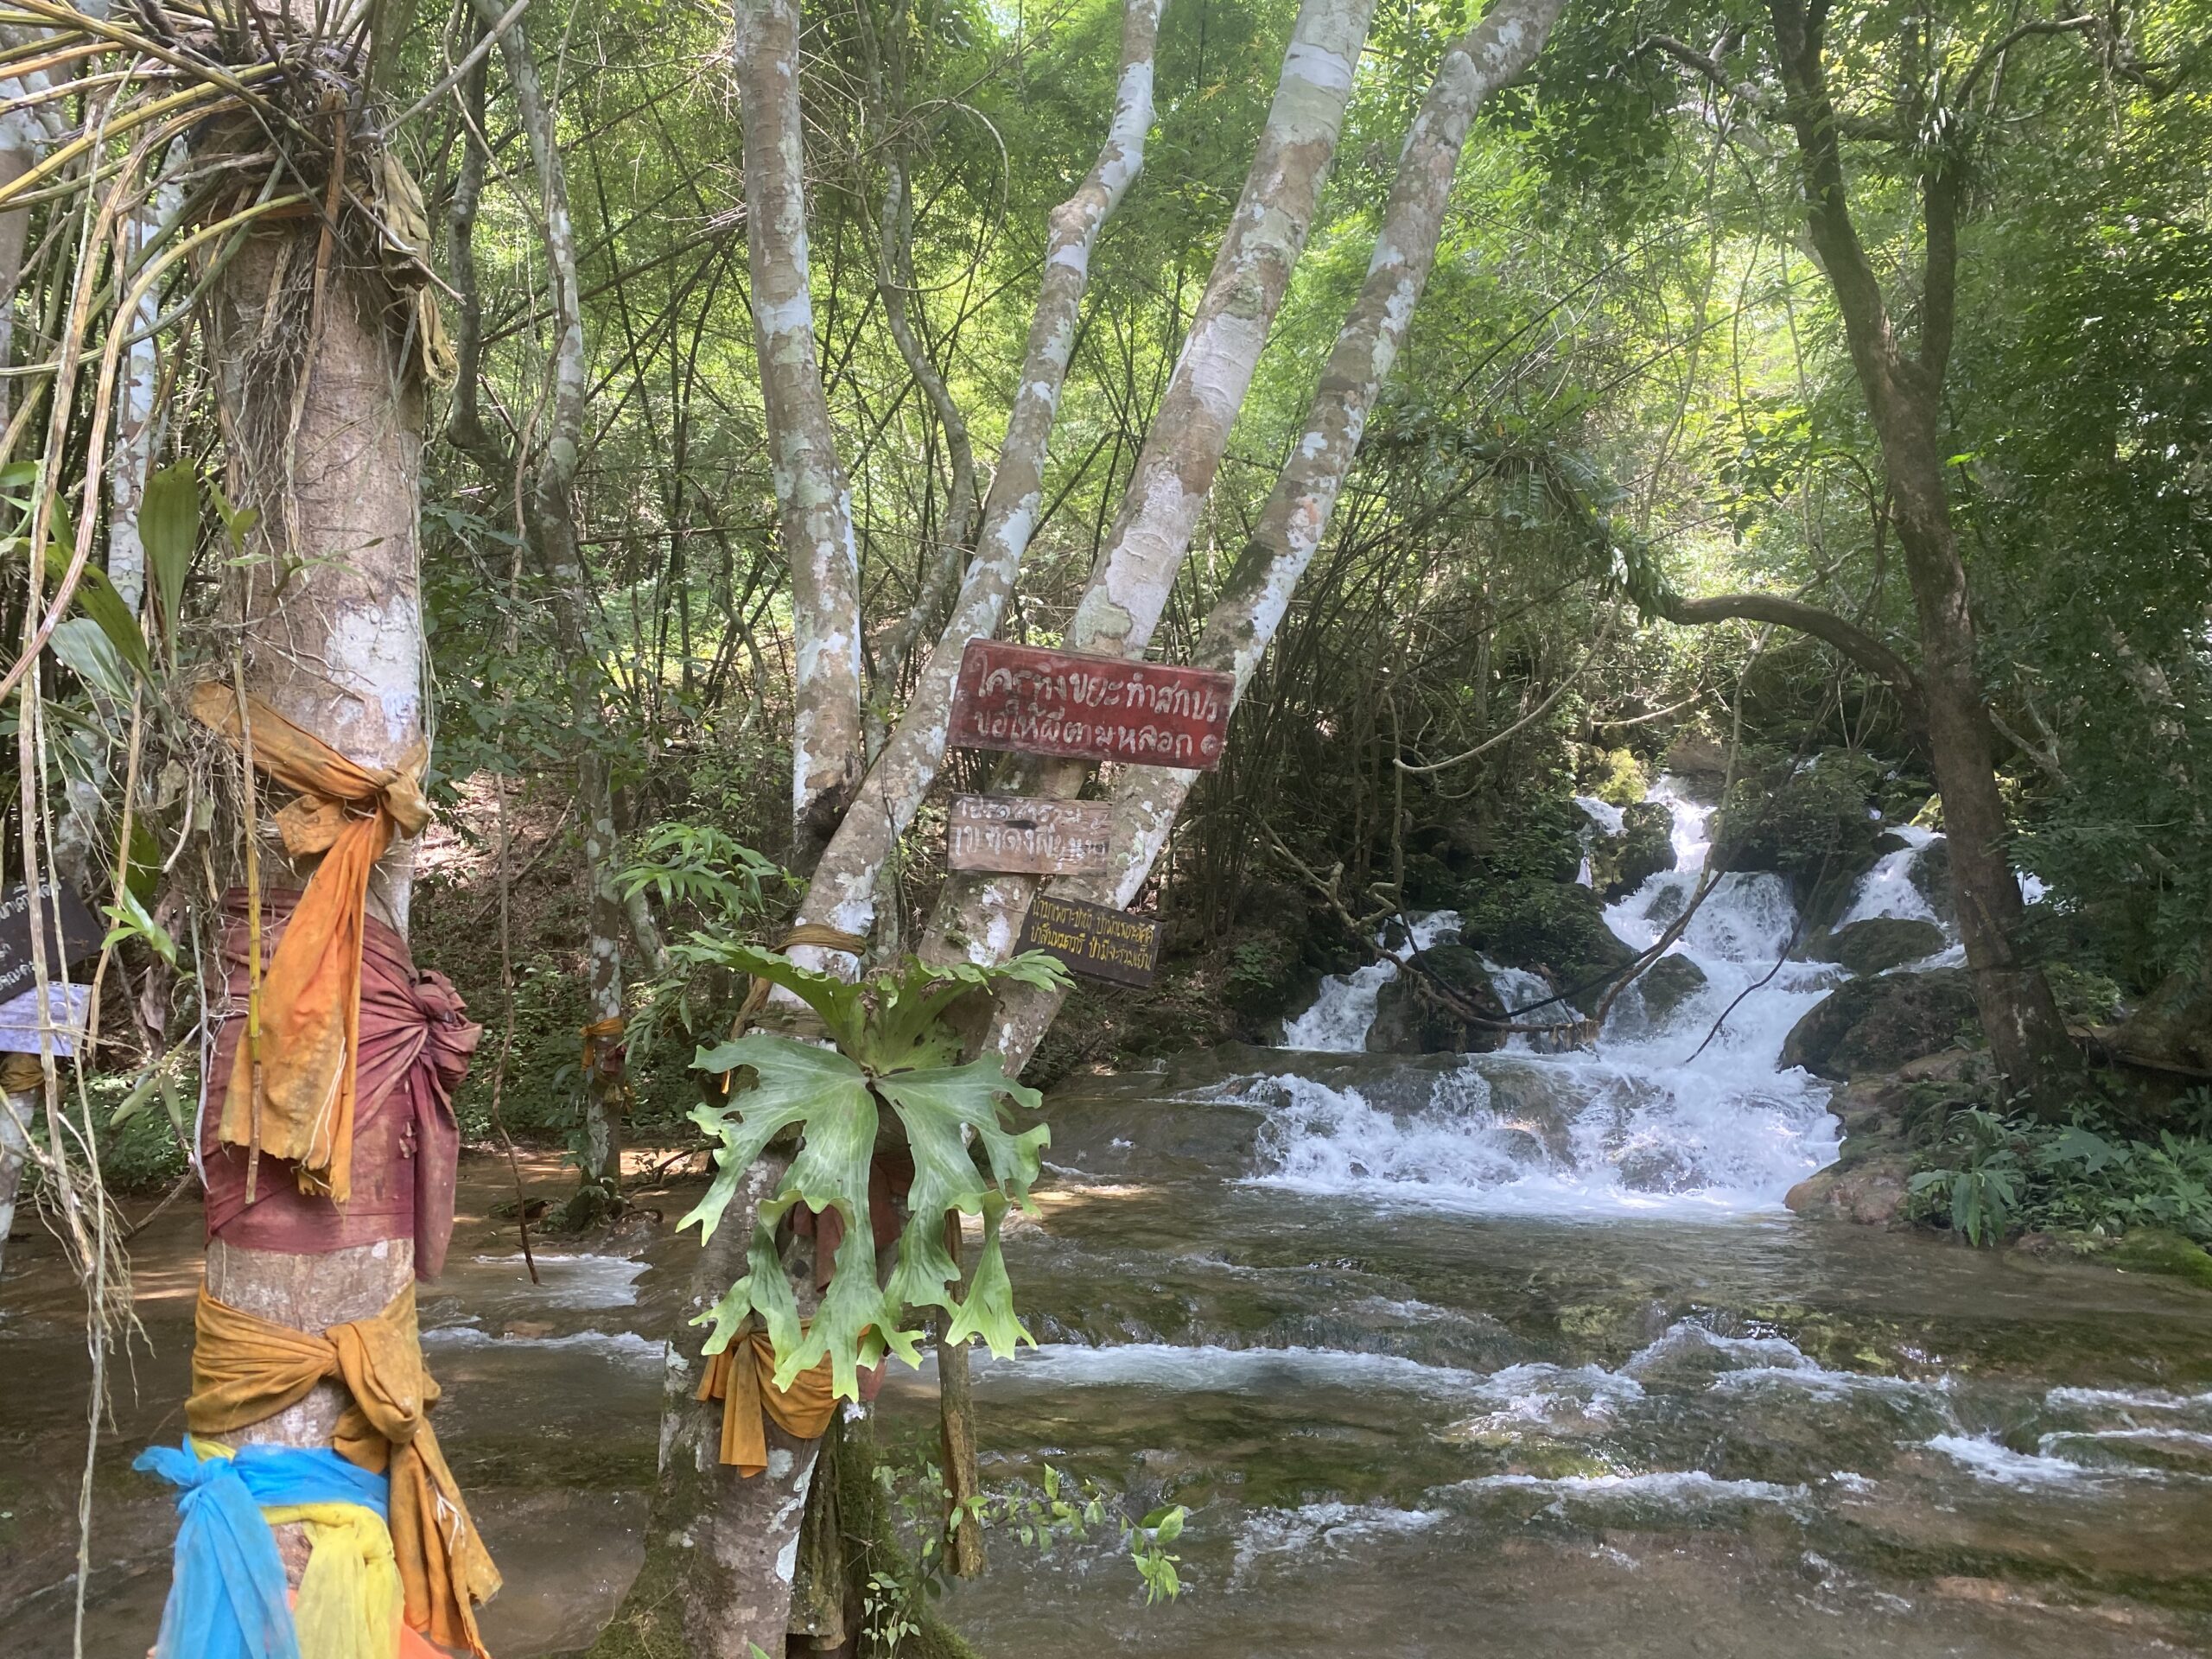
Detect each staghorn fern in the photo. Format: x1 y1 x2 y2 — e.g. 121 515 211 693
683 944 1071 1401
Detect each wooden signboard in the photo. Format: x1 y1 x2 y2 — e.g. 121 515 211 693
0 880 103 1004
949 640 1235 771
947 795 1113 876
1016 893 1160 987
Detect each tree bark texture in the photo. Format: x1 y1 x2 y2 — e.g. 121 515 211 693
1765 0 2073 1099
965 0 1566 1065
734 0 867 868
588 1154 821 1659
922 0 1380 975
480 0 628 1194
200 95 429 1494
788 0 1166 967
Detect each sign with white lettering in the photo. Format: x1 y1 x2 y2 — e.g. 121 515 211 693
949 640 1234 770
1015 893 1160 987
0 880 102 1004
947 796 1113 875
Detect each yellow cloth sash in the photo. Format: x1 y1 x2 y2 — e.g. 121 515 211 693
187 1281 500 1657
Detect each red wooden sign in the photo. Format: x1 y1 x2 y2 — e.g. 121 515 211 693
949 640 1234 771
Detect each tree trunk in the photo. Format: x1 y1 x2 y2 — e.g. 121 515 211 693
460 0 630 1198
582 1155 820 1659
734 0 867 868
1765 0 2073 1103
787 0 1166 969
921 0 1380 973
960 0 1566 1064
199 75 430 1525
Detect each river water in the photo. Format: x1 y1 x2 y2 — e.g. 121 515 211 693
4 784 2210 1655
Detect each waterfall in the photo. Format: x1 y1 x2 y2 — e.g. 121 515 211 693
1281 911 1462 1053
1261 778 1852 1216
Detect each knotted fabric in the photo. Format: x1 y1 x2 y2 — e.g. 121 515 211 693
204 889 480 1278
190 682 432 1203
133 1438 393 1659
695 1323 840 1477
187 1281 502 1657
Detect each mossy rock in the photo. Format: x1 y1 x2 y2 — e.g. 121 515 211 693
2109 1228 2212 1290
1908 836 1955 922
1456 878 1637 995
1711 751 1885 925
1604 801 1676 899
1780 969 1980 1079
1634 953 1707 1022
1815 917 1948 976
1370 944 1505 1055
1223 925 1314 1026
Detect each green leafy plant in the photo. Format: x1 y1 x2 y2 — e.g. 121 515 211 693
866 1449 1187 1649
1908 1107 2020 1245
619 821 787 921
684 944 1071 1400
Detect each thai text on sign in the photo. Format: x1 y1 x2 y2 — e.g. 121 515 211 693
0 880 102 1003
949 640 1234 770
946 796 1113 875
1015 893 1160 987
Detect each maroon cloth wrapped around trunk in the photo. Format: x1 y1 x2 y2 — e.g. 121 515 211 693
202 889 481 1279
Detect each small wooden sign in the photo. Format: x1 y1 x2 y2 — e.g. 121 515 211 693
1016 893 1160 987
949 640 1235 771
0 880 103 1004
947 795 1113 875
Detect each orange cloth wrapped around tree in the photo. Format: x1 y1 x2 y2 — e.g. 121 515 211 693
189 681 431 1204
187 1281 502 1658
695 1325 840 1477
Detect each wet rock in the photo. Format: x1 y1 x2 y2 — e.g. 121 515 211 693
1785 1153 1912 1225
1589 801 1675 900
1632 954 1707 1022
1661 732 1730 790
2109 1228 2212 1291
1780 969 1980 1079
1457 880 1637 995
1710 751 1885 930
1908 836 1954 922
1369 944 1506 1055
1815 917 1948 976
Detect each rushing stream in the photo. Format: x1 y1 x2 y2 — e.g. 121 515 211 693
4 783 2210 1655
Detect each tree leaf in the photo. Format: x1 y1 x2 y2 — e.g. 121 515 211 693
138 462 199 639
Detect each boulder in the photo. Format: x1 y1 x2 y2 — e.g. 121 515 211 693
1633 954 1707 1022
1780 969 1980 1080
1815 917 1948 976
1908 836 1954 922
1785 1154 1913 1225
1709 751 1885 929
1661 732 1730 789
1602 801 1676 900
1457 879 1637 995
1369 944 1506 1055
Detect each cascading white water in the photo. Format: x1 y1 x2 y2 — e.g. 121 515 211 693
1836 823 1941 927
1258 776 1894 1217
1281 911 1462 1052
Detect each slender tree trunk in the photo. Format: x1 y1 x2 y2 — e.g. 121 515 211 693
0 20 68 429
921 0 1380 972
484 0 631 1201
1766 0 2072 1101
0 1086 27 1277
963 0 1566 1064
734 0 866 868
786 0 1166 966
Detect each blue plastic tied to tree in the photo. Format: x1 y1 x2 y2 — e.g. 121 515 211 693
134 1439 391 1659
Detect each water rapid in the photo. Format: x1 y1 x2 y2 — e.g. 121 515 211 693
1262 779 1847 1217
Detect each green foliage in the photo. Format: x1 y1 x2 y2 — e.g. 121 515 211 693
683 947 1071 1400
1908 1090 2212 1250
870 1443 1187 1637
